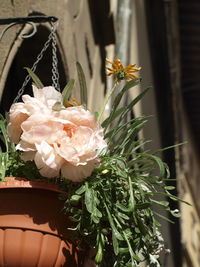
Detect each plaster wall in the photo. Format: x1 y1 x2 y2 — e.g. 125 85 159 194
0 0 105 111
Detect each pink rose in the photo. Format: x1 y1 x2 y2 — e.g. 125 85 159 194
8 86 107 182
7 102 29 143
8 85 62 143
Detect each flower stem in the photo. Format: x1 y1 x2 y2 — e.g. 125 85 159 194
98 83 117 122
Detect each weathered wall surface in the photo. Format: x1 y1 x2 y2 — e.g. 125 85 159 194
0 0 106 111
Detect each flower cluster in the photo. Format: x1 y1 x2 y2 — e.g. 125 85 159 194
106 58 141 83
8 85 107 182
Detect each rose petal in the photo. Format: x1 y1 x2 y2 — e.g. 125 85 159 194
33 85 62 109
61 159 99 182
34 141 64 178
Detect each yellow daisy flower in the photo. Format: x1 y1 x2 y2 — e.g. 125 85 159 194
106 58 141 83
66 97 81 107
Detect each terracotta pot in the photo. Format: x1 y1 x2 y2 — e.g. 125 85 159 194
0 177 83 267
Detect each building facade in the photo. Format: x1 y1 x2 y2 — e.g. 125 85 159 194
0 1 199 266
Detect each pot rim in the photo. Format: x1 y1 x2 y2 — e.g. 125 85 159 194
0 177 64 193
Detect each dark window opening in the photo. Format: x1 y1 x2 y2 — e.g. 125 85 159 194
0 25 67 113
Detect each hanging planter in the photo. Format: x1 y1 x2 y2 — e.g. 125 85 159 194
0 177 83 267
0 16 186 266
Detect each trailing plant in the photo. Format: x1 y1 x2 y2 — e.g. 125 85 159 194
0 60 186 267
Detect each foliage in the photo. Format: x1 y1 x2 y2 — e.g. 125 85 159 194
0 65 186 267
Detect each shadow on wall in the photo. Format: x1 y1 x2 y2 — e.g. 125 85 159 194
88 0 115 92
0 25 67 113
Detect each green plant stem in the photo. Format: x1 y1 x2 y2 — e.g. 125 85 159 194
98 83 117 122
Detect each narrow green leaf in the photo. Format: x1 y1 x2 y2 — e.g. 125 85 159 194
164 186 175 191
85 182 95 214
112 79 141 111
91 214 100 224
24 67 44 88
95 233 104 263
0 153 7 180
128 176 135 211
0 120 9 153
62 79 75 106
104 201 123 240
116 202 131 213
152 191 191 205
170 209 181 218
150 199 169 207
75 184 86 194
117 212 129 220
154 141 187 154
123 230 141 262
119 87 151 120
137 216 147 235
153 211 175 224
168 194 191 205
112 230 119 255
118 248 129 254
76 62 87 107
68 214 81 222
101 106 125 128
69 194 81 205
143 153 166 178
102 79 142 130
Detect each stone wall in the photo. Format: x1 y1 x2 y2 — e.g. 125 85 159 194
0 0 113 112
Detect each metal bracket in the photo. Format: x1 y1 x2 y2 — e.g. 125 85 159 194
0 16 58 25
0 16 58 41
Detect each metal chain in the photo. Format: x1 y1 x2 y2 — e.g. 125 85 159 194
13 22 59 103
51 24 60 91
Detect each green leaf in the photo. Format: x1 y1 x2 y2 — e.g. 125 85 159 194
112 229 119 255
76 62 87 107
143 153 166 178
104 201 123 240
24 67 44 88
164 186 175 191
150 199 169 208
102 79 142 130
120 87 151 120
154 141 187 155
91 214 100 224
62 79 75 106
170 209 181 218
68 214 81 222
112 79 141 111
75 184 86 194
128 176 135 211
69 194 81 205
95 233 104 263
0 120 8 152
122 230 141 262
0 153 7 180
116 202 132 213
52 101 63 111
117 212 129 220
137 216 147 235
85 182 95 214
118 248 129 254
102 106 125 128
153 211 175 224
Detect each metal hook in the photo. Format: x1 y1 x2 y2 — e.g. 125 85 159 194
20 22 37 39
0 21 37 41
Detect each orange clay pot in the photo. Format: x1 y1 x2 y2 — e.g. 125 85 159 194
0 177 83 267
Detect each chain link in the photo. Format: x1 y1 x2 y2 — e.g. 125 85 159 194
52 25 60 91
14 22 59 103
